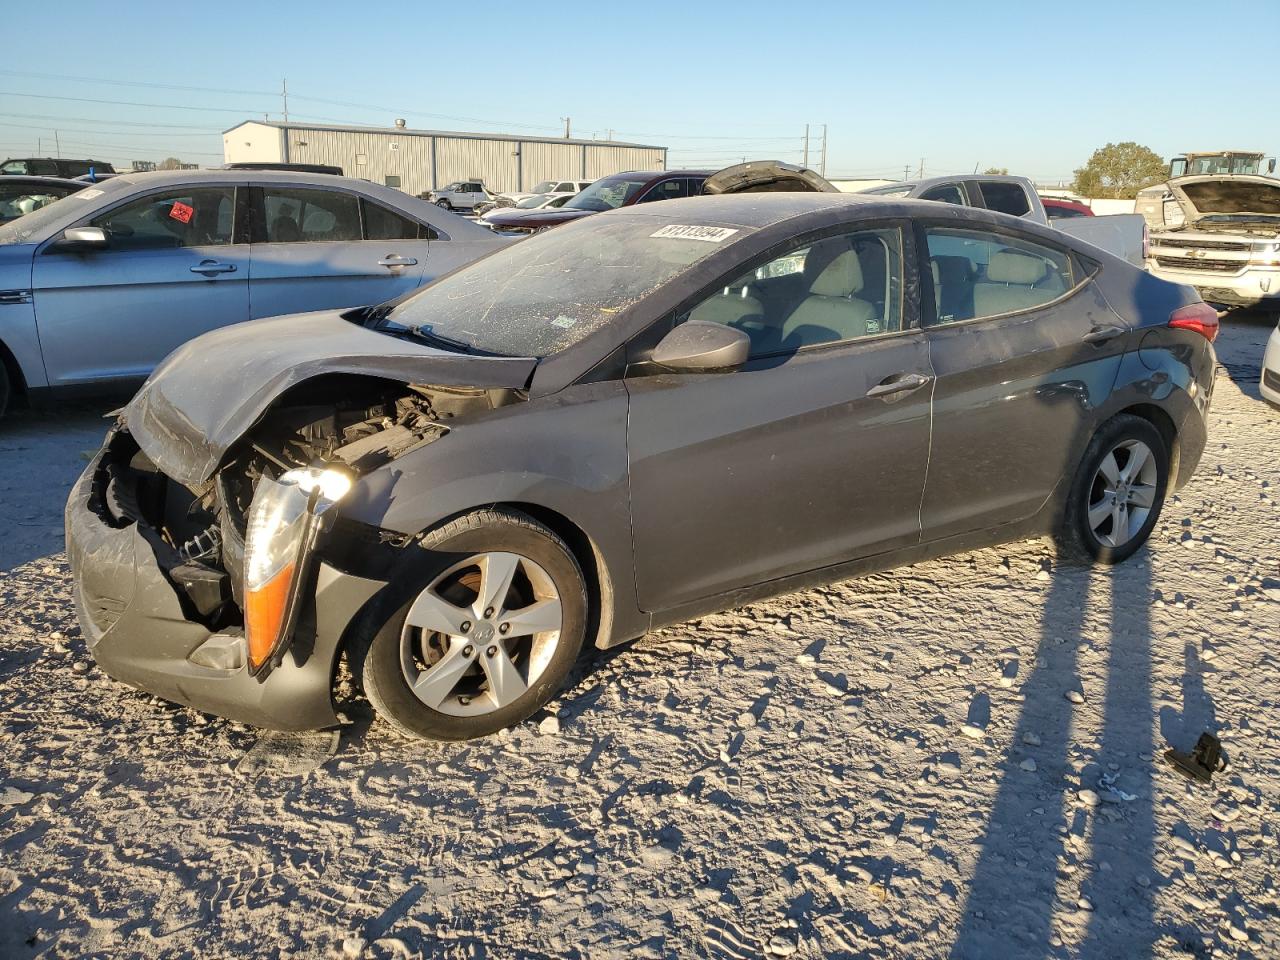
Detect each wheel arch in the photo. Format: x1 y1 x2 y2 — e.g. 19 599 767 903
491 501 618 651
1111 402 1182 488
0 336 28 400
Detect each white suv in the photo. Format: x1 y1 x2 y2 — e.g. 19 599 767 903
497 179 593 206
426 181 491 212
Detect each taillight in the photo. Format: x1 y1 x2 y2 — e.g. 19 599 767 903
1169 301 1220 343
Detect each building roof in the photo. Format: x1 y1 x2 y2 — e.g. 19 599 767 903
223 120 664 152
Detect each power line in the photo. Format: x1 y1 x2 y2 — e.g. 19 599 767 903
0 111 218 131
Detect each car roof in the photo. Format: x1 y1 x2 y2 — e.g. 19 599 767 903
600 191 887 228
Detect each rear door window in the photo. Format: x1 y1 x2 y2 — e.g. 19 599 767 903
362 199 434 240
260 187 361 243
977 181 1031 217
90 187 236 250
924 227 1073 324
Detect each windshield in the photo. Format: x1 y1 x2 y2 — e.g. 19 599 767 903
0 187 101 245
515 193 550 209
565 177 651 212
530 180 555 194
380 215 746 357
861 185 912 198
1186 156 1262 176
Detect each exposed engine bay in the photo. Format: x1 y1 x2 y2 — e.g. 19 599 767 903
92 377 524 630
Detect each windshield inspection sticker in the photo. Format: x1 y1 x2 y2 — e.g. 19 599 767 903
650 224 739 243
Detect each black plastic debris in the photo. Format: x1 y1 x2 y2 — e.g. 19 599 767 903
1164 732 1225 784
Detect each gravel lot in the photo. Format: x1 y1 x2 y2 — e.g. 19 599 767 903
1 316 1277 960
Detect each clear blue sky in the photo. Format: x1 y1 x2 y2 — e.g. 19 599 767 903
2 0 1275 183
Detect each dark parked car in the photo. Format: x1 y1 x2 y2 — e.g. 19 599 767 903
2 157 116 178
484 161 836 234
0 175 86 224
67 191 1216 740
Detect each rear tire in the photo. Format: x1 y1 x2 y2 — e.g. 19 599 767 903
435 198 452 211
0 363 9 420
1056 414 1169 565
356 508 588 740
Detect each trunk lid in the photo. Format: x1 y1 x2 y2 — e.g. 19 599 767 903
124 310 536 486
1167 175 1280 225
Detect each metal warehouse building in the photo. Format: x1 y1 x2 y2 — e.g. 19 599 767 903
222 121 667 197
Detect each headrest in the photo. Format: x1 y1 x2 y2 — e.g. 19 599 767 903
809 249 864 297
986 251 1047 285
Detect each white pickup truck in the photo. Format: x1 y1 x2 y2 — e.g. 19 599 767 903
860 174 1147 265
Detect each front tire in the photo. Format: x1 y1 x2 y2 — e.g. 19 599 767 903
1056 414 1169 565
357 508 588 740
435 198 453 211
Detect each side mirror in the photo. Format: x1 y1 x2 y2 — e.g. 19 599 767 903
52 226 109 251
652 320 750 373
1270 159 1277 174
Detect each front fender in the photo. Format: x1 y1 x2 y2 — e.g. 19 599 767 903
337 381 647 647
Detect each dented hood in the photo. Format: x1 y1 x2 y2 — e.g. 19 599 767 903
1168 175 1280 222
124 309 537 486
702 160 838 196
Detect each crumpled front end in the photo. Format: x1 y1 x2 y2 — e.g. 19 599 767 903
63 382 468 729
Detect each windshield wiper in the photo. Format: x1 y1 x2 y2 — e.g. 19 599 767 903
407 325 476 354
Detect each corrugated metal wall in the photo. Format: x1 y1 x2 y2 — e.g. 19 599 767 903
434 137 519 193
284 129 435 196
585 146 665 179
518 141 584 190
224 124 667 197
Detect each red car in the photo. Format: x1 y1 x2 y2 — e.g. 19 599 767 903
484 162 837 234
1042 197 1094 220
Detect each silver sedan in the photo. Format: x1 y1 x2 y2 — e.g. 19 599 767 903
0 169 508 416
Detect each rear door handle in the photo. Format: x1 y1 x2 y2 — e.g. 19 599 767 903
1082 324 1126 344
190 260 236 276
378 255 419 268
866 372 933 399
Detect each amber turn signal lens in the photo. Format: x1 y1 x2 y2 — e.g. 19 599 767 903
245 562 295 671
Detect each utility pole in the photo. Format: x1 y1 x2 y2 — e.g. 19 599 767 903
820 124 828 176
904 163 910 180
917 157 924 178
561 117 571 139
282 79 289 124
803 123 810 166
606 128 614 142
54 130 61 158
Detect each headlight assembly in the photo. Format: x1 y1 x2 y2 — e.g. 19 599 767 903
243 467 352 677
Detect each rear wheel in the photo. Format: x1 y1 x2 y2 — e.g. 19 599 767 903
0 363 9 420
1056 414 1169 564
357 508 587 740
435 198 453 211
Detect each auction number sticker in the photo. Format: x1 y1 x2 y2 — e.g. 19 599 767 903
169 201 195 224
650 224 738 243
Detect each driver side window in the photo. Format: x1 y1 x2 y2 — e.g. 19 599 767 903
680 227 904 358
90 187 235 250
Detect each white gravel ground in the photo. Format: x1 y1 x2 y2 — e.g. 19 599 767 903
1 317 1277 960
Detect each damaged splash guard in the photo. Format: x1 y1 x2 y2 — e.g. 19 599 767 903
124 309 537 486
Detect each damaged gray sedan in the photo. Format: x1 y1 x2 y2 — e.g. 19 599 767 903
66 192 1217 740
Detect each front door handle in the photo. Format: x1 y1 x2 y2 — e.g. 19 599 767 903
190 260 237 276
377 255 419 268
1082 324 1126 344
866 372 933 399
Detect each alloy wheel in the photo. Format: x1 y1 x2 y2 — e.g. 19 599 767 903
1087 438 1158 548
399 552 562 717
